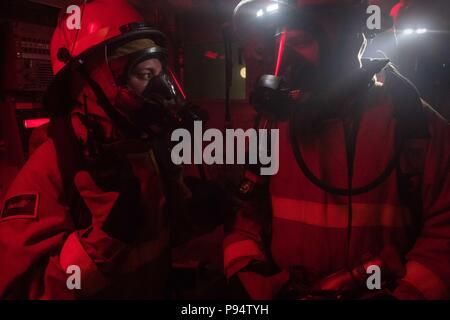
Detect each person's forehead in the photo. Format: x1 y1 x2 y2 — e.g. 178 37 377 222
286 10 344 37
283 29 316 44
133 58 162 70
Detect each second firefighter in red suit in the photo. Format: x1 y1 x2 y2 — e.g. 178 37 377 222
225 0 450 300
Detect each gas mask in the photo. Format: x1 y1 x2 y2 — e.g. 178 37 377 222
234 0 372 119
137 71 198 131
106 26 199 136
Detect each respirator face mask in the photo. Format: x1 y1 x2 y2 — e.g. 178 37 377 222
138 70 193 129
107 34 195 135
234 1 327 118
234 0 368 119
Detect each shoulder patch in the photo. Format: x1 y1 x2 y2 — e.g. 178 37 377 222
0 193 39 221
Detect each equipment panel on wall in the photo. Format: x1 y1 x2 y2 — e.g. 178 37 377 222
1 21 53 93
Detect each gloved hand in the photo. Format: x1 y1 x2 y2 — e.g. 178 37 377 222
233 261 290 300
238 270 290 300
75 148 143 244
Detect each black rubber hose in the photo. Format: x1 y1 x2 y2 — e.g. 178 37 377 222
288 110 404 196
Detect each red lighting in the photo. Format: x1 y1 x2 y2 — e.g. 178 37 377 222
390 2 404 21
274 29 286 76
24 118 50 129
204 51 219 59
169 68 187 100
88 23 98 34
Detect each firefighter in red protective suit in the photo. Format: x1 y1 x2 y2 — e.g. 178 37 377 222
225 0 450 300
0 0 196 299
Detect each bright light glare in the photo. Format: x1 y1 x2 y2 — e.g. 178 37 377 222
256 9 264 17
403 29 414 35
416 28 428 34
240 67 246 79
266 4 279 12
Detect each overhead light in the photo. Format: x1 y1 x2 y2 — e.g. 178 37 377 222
240 67 246 79
266 3 279 12
256 9 264 17
403 29 414 35
416 28 428 34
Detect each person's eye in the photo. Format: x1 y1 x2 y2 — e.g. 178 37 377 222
133 68 155 81
137 72 153 81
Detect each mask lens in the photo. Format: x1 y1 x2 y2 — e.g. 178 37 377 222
141 69 187 106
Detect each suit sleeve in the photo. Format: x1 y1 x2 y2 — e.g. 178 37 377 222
0 140 121 299
396 112 450 300
223 172 271 279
